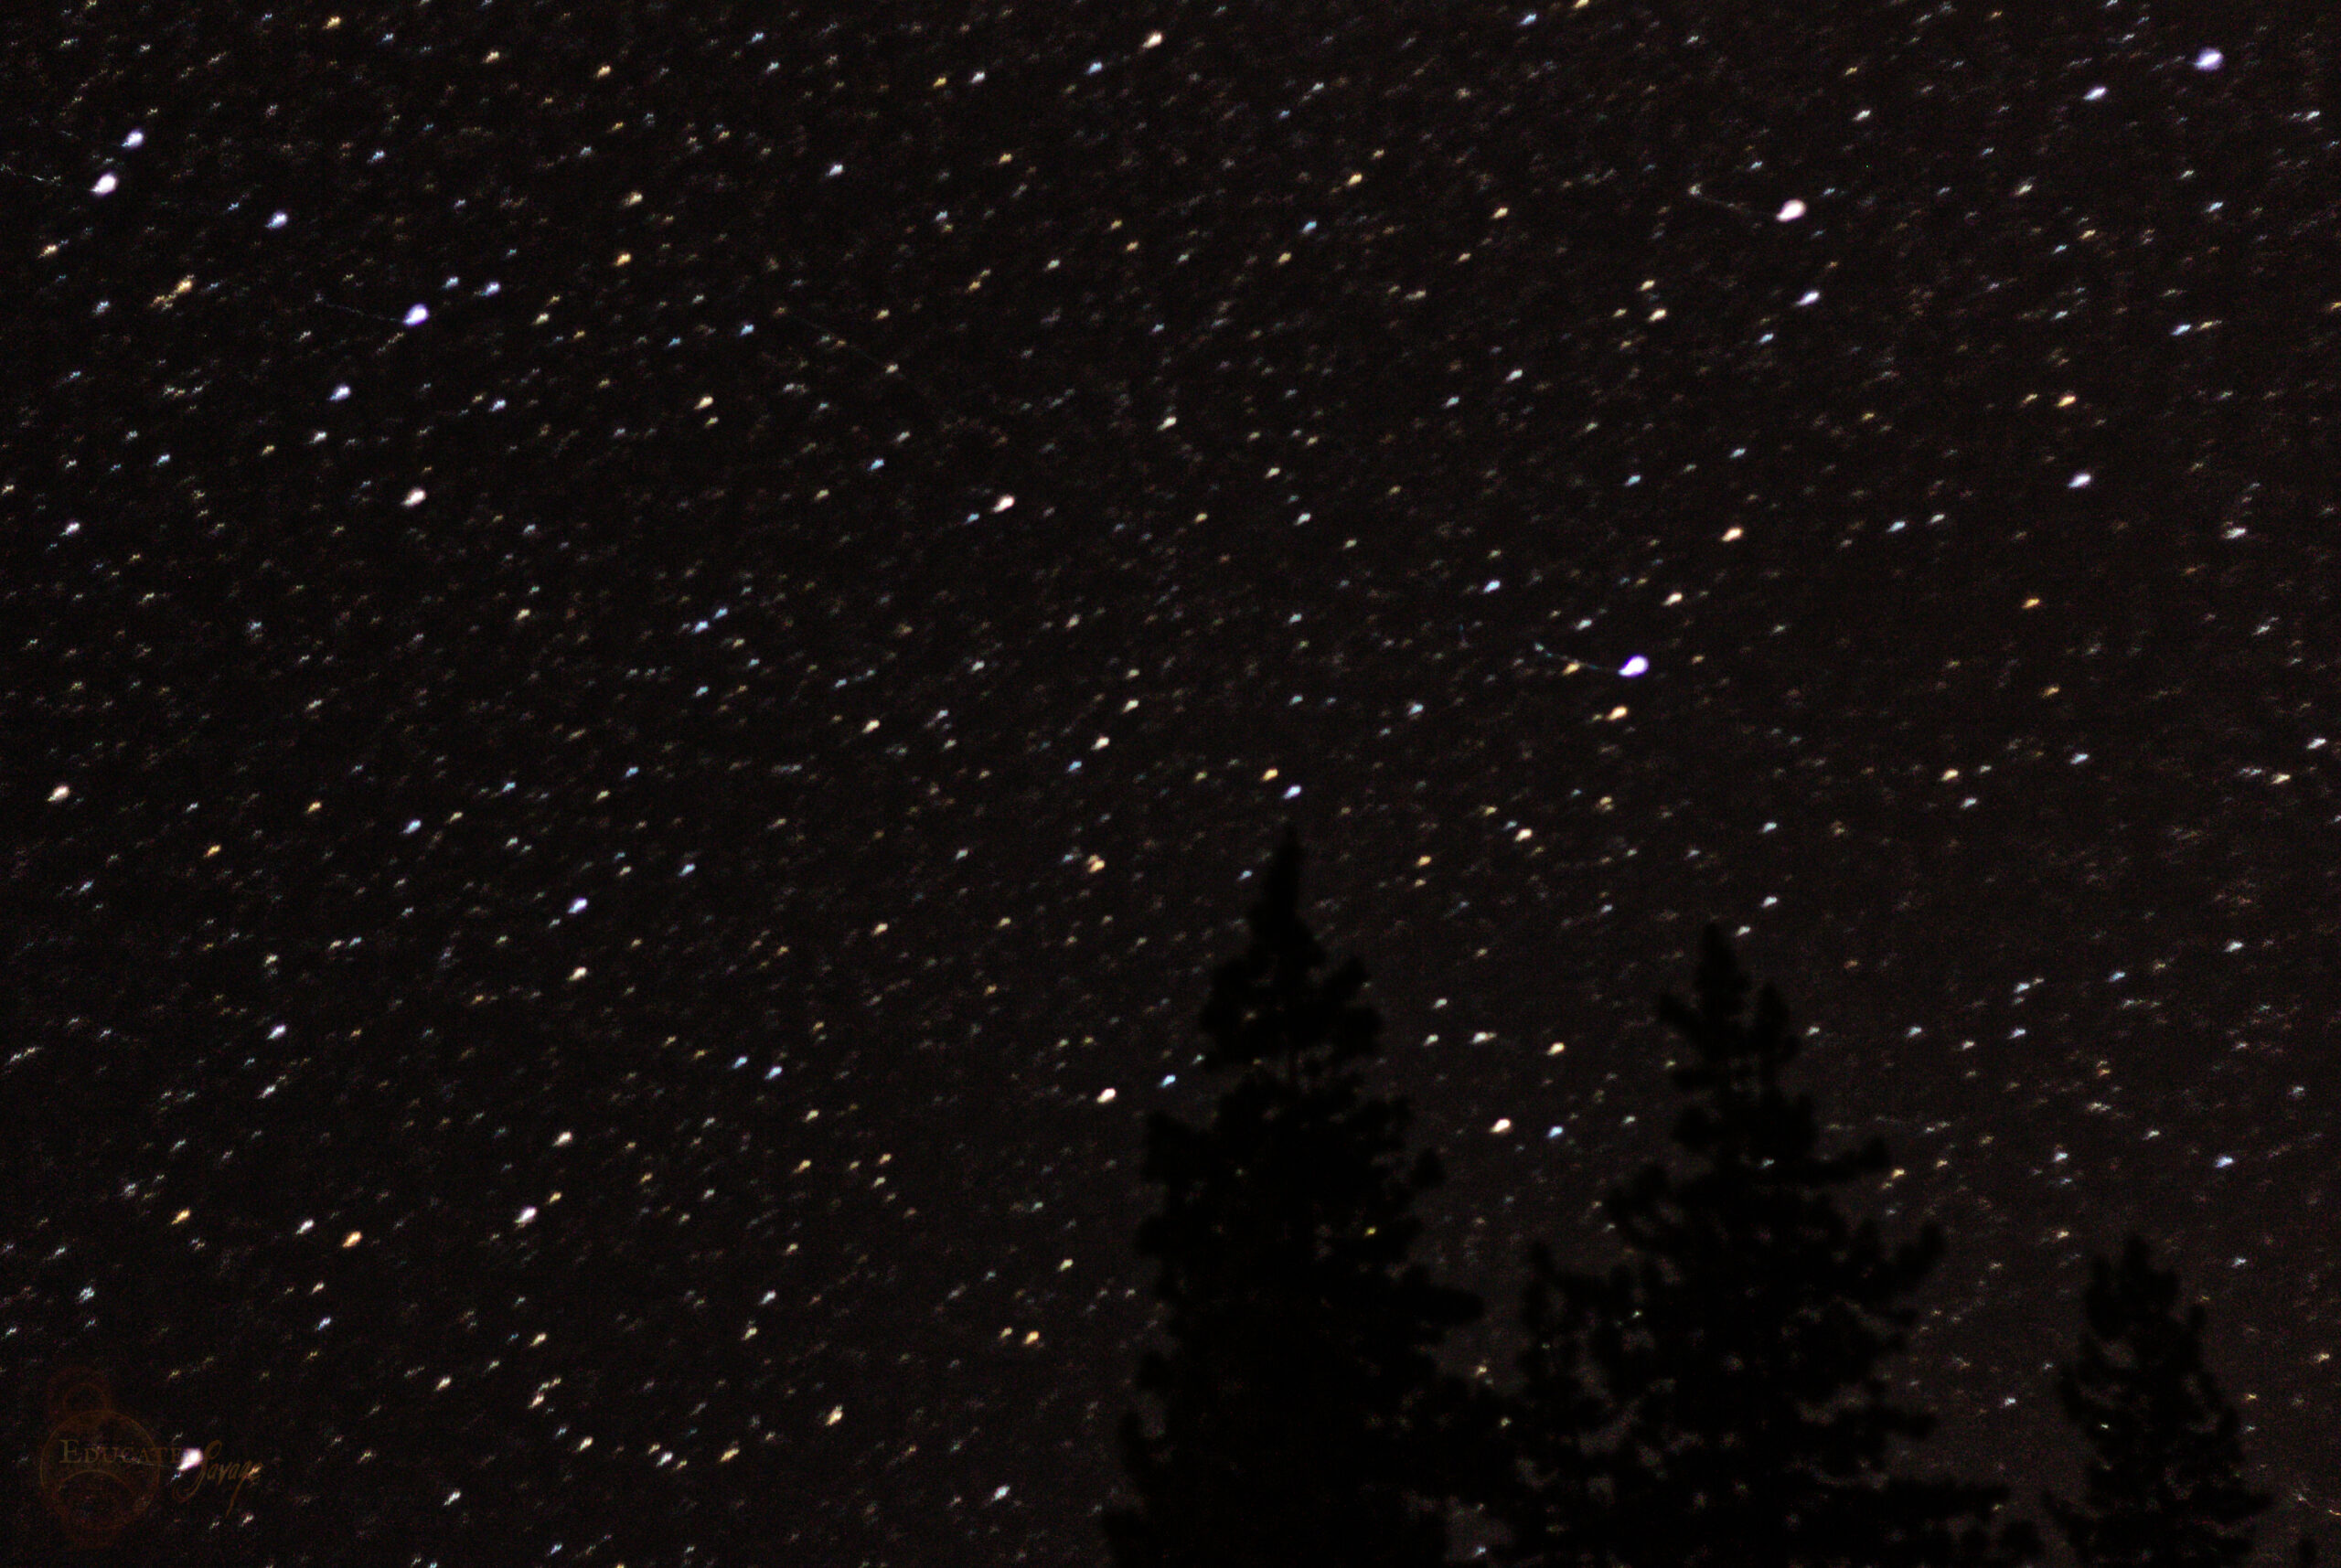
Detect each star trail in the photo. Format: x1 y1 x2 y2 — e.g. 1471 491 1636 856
5 1 2340 1563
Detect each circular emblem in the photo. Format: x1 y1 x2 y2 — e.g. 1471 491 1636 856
37 1369 165 1546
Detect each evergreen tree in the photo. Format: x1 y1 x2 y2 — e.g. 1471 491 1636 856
1500 923 2036 1568
1501 1243 1614 1567
2043 1234 2313 1568
1104 826 1500 1568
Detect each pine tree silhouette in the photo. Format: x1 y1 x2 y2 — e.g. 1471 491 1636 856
1103 825 1500 1568
2042 1234 2313 1568
1500 923 2037 1568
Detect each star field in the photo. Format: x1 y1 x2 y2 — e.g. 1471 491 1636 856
5 1 2340 1562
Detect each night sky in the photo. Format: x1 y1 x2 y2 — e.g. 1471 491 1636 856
6 0 2340 1562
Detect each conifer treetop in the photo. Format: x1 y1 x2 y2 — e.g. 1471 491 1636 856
1197 823 1380 1079
2044 1234 2275 1568
1105 825 1491 1568
1500 922 2034 1568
